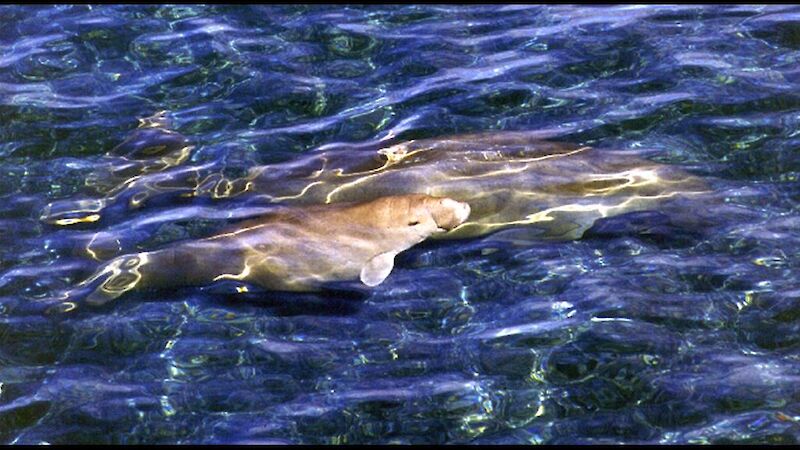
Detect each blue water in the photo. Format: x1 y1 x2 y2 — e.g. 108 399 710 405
2 4 800 444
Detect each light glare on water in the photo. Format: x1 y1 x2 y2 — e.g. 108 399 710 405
0 4 800 445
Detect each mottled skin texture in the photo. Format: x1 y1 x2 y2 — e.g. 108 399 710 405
76 194 470 305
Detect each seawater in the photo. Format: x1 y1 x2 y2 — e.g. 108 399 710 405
1 5 800 444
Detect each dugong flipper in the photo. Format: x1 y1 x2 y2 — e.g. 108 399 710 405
71 194 470 307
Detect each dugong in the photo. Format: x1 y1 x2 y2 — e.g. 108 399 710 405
63 194 469 307
40 113 194 226
42 130 712 256
172 131 712 240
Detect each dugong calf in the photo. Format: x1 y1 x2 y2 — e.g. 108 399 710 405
69 194 469 306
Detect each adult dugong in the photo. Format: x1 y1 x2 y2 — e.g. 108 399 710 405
60 194 469 308
221 132 713 240
40 113 194 226
43 129 713 249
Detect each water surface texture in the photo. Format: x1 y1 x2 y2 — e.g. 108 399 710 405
2 5 800 444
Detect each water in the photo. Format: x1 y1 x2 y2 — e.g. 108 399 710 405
1 4 800 444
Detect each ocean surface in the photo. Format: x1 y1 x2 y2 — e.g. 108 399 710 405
2 4 800 444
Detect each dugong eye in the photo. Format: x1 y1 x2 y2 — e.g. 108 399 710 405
408 220 420 226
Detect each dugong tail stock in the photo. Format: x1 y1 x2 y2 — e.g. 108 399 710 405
0 243 240 316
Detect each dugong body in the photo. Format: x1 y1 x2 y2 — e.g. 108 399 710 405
43 130 712 258
228 132 711 240
73 194 470 306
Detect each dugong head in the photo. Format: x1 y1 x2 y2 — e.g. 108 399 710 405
426 197 472 232
364 194 470 237
357 194 470 287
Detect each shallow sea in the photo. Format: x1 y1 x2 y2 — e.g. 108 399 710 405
1 4 800 444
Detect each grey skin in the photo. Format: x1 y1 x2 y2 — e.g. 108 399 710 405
68 194 470 306
45 131 712 260
224 132 712 240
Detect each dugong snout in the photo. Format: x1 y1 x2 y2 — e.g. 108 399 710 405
429 197 471 231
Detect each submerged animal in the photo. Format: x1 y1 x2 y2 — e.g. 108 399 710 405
240 132 711 240
129 132 711 239
21 128 719 314
40 112 194 226
43 131 712 247
61 194 469 307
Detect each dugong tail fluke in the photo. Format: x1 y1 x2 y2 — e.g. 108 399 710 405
79 243 246 306
39 117 195 227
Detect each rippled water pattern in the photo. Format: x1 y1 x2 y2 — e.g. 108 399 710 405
2 4 800 444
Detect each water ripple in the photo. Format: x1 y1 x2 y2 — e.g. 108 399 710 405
1 4 800 446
